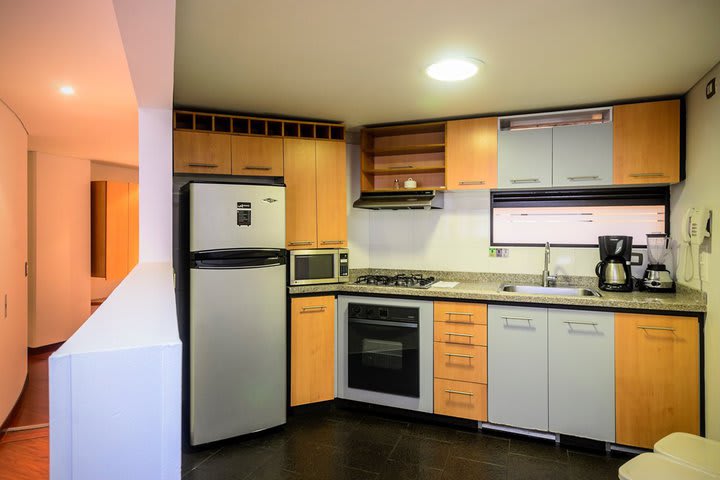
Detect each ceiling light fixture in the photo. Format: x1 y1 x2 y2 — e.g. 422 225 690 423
426 58 481 82
59 85 75 95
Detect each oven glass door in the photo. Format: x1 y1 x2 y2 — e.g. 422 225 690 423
347 317 420 397
293 253 336 283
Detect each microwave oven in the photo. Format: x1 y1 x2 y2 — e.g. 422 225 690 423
289 249 350 285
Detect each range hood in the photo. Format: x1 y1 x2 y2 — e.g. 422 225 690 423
353 190 444 210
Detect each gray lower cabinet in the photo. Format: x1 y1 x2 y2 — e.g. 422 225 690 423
548 309 615 442
552 123 613 187
488 305 549 431
497 129 553 189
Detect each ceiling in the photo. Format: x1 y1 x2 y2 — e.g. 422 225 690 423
174 0 720 129
0 0 138 165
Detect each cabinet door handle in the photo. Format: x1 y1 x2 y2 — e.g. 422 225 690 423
459 180 486 185
301 305 326 312
446 312 473 317
563 321 598 326
510 178 540 184
638 325 676 332
444 352 475 359
567 176 600 181
288 241 313 246
321 240 344 245
188 163 219 168
389 165 413 169
445 389 474 397
501 316 532 322
629 172 666 178
244 166 272 171
445 332 474 338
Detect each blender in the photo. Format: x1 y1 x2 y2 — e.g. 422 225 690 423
642 233 676 293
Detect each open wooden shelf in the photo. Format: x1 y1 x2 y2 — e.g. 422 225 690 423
363 144 445 156
362 166 446 175
362 186 447 193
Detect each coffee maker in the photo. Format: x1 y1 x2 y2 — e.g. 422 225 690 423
641 233 676 293
596 235 633 292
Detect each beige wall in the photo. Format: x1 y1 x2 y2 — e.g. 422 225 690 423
28 152 91 348
89 161 138 300
671 61 720 440
0 102 28 423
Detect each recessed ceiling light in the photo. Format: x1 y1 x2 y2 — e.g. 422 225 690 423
59 85 75 95
426 58 481 82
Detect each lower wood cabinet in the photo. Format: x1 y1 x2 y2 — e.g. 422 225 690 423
290 296 335 406
433 301 488 421
615 313 700 448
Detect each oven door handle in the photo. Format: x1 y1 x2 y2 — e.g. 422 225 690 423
348 318 418 329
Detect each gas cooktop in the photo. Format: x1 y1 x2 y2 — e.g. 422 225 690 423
353 274 437 289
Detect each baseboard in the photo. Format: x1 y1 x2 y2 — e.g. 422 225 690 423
28 341 64 355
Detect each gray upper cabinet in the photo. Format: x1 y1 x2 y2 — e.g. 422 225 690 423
548 309 615 442
497 129 553 189
552 123 613 187
488 305 549 431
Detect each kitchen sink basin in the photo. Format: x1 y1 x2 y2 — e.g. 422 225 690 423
499 284 601 297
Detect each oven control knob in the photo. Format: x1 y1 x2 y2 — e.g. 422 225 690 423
349 305 363 317
365 306 378 319
378 307 388 319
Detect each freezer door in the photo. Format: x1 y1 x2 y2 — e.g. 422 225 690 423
190 183 285 252
189 263 286 445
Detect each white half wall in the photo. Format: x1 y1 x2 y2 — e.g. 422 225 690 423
28 152 91 348
671 61 720 440
0 100 28 424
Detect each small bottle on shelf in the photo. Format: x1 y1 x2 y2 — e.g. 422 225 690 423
393 179 400 190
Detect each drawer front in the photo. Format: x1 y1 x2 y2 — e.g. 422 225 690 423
434 302 487 325
434 322 487 346
434 378 487 421
434 343 487 383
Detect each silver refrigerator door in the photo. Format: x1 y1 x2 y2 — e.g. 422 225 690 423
189 183 285 252
189 263 286 445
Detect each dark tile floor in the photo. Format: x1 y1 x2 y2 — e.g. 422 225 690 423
182 406 633 480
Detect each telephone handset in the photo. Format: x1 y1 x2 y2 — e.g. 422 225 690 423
682 208 711 245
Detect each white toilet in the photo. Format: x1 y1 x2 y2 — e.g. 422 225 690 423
618 452 717 480
654 432 720 477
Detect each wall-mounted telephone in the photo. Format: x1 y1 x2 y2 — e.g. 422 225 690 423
682 208 711 282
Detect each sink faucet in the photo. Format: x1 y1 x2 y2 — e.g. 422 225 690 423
542 242 557 287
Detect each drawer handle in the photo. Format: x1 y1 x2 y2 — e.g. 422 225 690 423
244 166 272 171
502 316 532 322
446 312 473 317
445 389 474 397
459 180 486 185
188 163 219 168
389 165 413 169
629 172 666 178
321 240 344 244
288 241 314 246
301 305 326 312
563 321 598 326
444 353 475 359
510 178 540 184
567 176 600 181
638 325 675 332
446 332 474 338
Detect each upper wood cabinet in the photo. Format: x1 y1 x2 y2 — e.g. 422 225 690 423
231 136 283 176
316 141 347 248
91 181 139 280
174 131 232 175
613 99 681 185
290 295 335 406
615 313 699 449
284 139 347 250
446 118 498 190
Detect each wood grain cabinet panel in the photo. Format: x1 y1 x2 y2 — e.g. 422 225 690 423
433 322 487 346
290 296 335 406
316 141 347 248
446 117 498 190
231 136 283 176
615 313 699 448
434 343 487 384
91 181 138 280
434 378 487 421
173 131 232 175
434 302 487 325
284 138 318 249
613 100 680 185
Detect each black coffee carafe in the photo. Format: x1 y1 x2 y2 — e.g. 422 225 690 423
596 236 633 292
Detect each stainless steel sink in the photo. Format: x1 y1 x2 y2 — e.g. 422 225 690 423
499 284 601 297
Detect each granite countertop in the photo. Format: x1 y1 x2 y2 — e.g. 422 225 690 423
288 269 707 314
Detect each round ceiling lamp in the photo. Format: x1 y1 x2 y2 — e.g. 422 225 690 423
425 58 482 82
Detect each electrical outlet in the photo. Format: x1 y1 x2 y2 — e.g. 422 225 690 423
707 78 716 99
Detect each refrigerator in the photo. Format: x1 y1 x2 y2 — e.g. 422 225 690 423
186 182 286 446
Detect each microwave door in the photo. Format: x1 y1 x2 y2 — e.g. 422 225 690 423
290 251 337 285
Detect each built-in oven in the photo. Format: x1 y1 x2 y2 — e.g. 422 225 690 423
337 296 433 413
289 249 349 285
347 303 420 397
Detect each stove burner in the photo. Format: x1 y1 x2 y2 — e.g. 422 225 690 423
354 274 437 289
